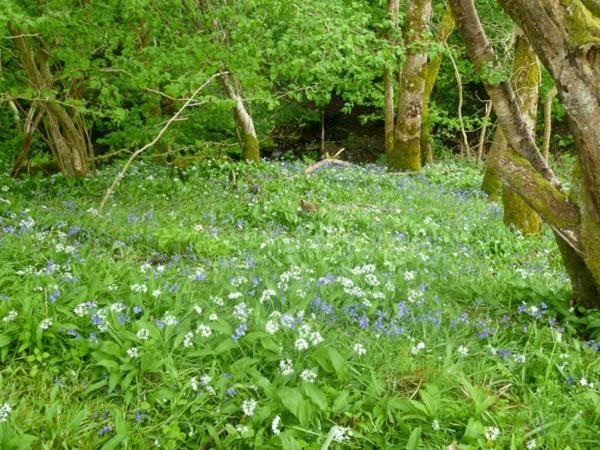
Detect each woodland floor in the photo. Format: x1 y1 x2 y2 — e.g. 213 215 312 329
0 158 598 449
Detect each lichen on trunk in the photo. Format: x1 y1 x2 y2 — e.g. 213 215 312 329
389 0 432 172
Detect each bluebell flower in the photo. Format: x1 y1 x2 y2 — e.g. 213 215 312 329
49 287 61 303
232 323 247 341
226 388 236 397
98 425 113 436
132 306 142 314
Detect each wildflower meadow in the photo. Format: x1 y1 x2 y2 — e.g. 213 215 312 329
0 160 599 449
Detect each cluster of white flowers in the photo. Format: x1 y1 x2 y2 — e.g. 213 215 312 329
233 302 251 321
332 426 353 442
127 347 140 358
54 242 76 254
39 318 53 331
230 276 247 287
457 345 469 356
407 289 424 303
183 331 195 348
2 310 18 323
130 284 148 293
579 377 596 388
271 415 281 435
526 439 537 449
353 343 367 356
404 270 416 282
137 328 151 340
242 398 257 416
211 296 224 306
279 359 294 376
109 303 126 313
411 341 426 355
260 288 277 303
300 369 317 383
151 289 161 298
162 312 178 326
0 403 11 423
196 324 212 337
228 291 243 300
484 426 500 441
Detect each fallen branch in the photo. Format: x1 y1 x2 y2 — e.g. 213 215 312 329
304 148 352 175
97 72 223 213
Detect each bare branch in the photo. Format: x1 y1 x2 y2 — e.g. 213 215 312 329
97 72 224 213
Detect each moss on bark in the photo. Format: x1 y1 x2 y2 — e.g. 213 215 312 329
502 186 542 234
242 133 260 162
482 165 503 201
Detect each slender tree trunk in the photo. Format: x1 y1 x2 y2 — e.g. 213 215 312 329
420 7 456 165
220 73 259 162
450 0 600 306
384 0 399 161
476 100 492 162
389 0 433 172
543 86 557 162
8 24 91 177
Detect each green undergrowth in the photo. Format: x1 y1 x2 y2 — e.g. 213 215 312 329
0 158 598 449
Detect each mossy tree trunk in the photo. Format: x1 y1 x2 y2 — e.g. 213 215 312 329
221 72 260 162
501 32 542 234
420 7 456 165
481 126 505 202
384 0 400 162
450 0 600 306
388 0 432 172
9 23 92 177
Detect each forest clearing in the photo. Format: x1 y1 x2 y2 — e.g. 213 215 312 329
1 0 600 448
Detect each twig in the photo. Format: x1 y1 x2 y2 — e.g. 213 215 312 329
447 45 470 157
97 72 223 213
476 100 493 162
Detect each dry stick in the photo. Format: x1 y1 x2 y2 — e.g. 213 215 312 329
476 100 492 162
97 73 223 214
447 45 470 157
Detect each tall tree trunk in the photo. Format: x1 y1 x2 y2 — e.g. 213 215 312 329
8 24 91 177
384 0 399 162
450 0 600 306
501 32 542 235
388 0 432 172
220 72 260 162
420 7 456 165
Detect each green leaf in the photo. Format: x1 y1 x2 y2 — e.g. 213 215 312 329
303 384 328 411
0 334 12 348
406 427 421 450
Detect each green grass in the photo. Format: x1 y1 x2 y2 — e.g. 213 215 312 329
0 158 598 449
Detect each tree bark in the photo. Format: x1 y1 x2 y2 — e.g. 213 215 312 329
450 0 600 306
388 0 432 172
221 72 259 162
481 125 504 202
420 7 455 165
8 23 91 177
384 0 399 162
501 32 542 235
